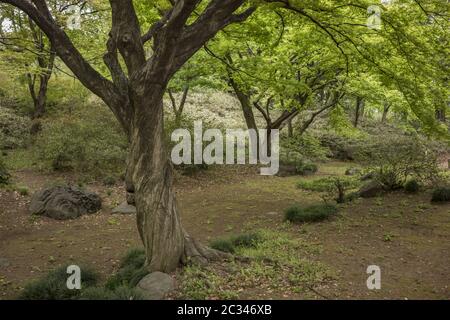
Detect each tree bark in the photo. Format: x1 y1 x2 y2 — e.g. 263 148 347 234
354 96 364 128
381 103 391 123
128 90 224 271
3 0 251 273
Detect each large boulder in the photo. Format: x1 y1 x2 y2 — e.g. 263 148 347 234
358 181 384 198
136 272 175 300
30 186 102 220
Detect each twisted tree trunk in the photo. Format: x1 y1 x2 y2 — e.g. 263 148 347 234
127 89 224 272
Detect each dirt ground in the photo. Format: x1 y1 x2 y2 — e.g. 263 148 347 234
0 163 449 299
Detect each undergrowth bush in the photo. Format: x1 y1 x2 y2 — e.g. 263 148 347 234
105 248 149 290
0 107 31 150
404 179 420 193
34 103 127 177
210 232 262 254
0 155 10 185
297 176 360 203
431 186 450 202
19 265 99 300
355 134 441 190
296 161 318 176
284 204 338 223
281 133 329 162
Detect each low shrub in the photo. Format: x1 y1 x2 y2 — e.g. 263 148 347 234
0 156 10 185
0 107 31 150
355 134 441 190
210 232 262 254
296 162 318 176
19 265 99 300
404 179 420 193
34 104 128 177
284 204 338 223
105 248 149 290
210 239 236 253
297 176 360 203
281 133 330 162
431 186 450 202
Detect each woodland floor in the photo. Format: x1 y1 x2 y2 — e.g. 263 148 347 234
0 162 449 300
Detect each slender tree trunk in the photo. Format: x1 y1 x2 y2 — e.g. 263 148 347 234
34 75 50 118
354 96 364 128
287 119 293 138
381 103 391 123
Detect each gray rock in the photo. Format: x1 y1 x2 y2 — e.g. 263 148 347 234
136 272 175 300
345 167 361 176
29 186 102 220
126 192 135 205
0 257 10 268
112 202 136 215
358 181 384 198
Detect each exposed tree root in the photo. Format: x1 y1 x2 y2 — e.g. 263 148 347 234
181 231 232 266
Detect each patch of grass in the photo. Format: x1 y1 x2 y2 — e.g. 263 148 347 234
179 230 331 300
105 248 149 290
284 204 338 223
179 265 238 300
19 265 99 300
297 178 334 192
2 149 37 171
210 232 262 254
431 186 450 202
17 186 29 196
102 176 116 186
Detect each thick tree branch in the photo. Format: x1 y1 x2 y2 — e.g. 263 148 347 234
1 0 131 132
109 0 145 76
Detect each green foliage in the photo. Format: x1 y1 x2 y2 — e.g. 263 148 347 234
297 176 360 201
295 162 318 176
356 134 441 190
282 134 330 162
431 186 450 203
210 232 262 254
284 204 338 223
0 155 10 185
105 248 149 290
19 265 99 300
404 179 420 194
0 107 31 150
34 103 127 177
